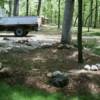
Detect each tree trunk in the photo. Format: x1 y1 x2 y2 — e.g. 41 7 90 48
13 0 19 16
78 0 83 63
74 15 78 27
61 0 75 44
94 0 98 28
26 0 29 16
88 0 93 32
90 0 93 27
37 0 42 16
85 6 96 26
58 0 61 29
82 0 86 26
8 0 12 16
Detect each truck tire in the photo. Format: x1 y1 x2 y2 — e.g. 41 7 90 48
14 28 24 37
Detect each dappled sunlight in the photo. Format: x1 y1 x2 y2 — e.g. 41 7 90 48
88 83 100 94
32 56 47 63
68 51 78 59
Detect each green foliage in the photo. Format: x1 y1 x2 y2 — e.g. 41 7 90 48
0 82 100 100
1 0 100 27
0 82 66 100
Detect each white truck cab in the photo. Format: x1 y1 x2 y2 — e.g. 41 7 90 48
0 16 41 36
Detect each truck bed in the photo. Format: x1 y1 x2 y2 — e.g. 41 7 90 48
0 16 41 25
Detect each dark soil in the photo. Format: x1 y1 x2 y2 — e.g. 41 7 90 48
0 44 100 95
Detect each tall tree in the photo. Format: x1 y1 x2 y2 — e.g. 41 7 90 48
90 0 93 27
37 0 42 16
58 0 61 29
26 0 29 16
94 0 98 28
8 0 12 16
13 0 19 16
88 0 93 31
78 0 83 63
61 0 75 44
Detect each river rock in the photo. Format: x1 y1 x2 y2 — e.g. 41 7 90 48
91 65 98 71
84 64 91 70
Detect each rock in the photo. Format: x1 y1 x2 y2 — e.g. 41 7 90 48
57 44 71 49
84 64 91 70
52 71 63 77
48 71 69 88
91 65 98 71
49 74 69 88
96 64 100 70
0 67 12 77
47 72 52 78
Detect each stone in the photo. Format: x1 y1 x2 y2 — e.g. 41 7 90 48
91 65 98 71
96 64 100 70
48 71 69 88
49 74 69 88
47 72 52 78
84 64 91 70
52 71 63 77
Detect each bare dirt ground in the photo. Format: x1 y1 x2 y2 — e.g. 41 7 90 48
0 25 100 96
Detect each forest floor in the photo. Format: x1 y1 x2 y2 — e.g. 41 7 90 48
0 25 100 100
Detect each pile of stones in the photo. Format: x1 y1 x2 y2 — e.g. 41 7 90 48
84 64 100 71
47 71 69 88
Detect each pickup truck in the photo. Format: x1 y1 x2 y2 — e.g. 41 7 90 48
0 16 41 37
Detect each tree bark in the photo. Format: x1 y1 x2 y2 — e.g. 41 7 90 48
85 6 96 26
37 0 42 16
8 0 12 16
78 0 83 63
13 0 19 16
90 0 93 27
74 15 78 27
94 0 98 28
61 0 75 44
26 0 29 16
58 0 61 29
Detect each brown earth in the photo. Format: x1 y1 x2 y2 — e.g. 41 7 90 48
0 44 100 95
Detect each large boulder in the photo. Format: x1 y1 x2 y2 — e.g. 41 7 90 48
48 71 69 88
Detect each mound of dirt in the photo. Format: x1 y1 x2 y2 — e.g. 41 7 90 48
0 45 100 95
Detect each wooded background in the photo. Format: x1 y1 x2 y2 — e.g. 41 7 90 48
0 0 100 28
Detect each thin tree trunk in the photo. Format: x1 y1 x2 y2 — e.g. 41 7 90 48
55 11 57 24
88 0 94 31
74 15 78 26
26 0 29 16
85 6 96 26
94 0 98 28
61 0 75 44
90 0 93 27
13 0 19 16
82 0 86 26
58 0 61 29
50 1 53 23
37 0 42 16
78 0 83 63
8 0 12 16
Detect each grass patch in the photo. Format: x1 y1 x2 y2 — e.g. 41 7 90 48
0 82 100 100
83 32 100 36
83 39 97 48
92 48 100 55
0 82 66 100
